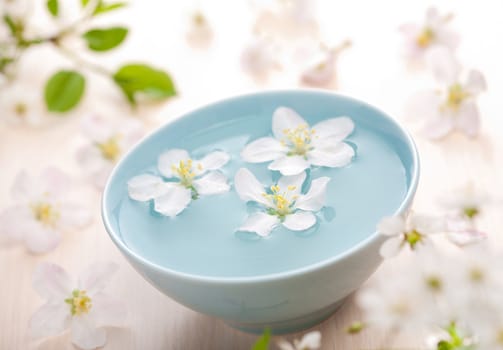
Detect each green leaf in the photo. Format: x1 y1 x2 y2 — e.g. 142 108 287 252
81 0 127 15
252 328 270 350
113 64 176 105
44 70 86 112
94 2 127 15
82 27 128 52
47 0 59 17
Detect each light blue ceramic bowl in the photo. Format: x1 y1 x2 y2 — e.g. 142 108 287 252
102 90 419 334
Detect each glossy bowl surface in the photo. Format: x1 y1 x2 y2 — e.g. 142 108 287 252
102 90 419 333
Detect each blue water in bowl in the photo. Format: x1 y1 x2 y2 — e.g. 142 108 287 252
105 92 415 278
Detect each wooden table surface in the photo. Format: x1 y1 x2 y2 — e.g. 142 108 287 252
1 1 503 349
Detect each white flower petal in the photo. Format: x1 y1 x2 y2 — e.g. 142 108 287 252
455 102 480 138
301 53 336 87
78 262 118 296
90 293 127 328
197 151 230 172
193 171 230 195
277 172 306 199
297 331 322 349
379 236 403 258
58 204 92 230
277 340 295 350
427 47 461 85
127 174 166 201
29 302 70 339
24 226 61 254
71 315 107 350
421 116 454 140
311 117 354 141
40 167 71 198
237 212 279 237
33 262 73 300
282 211 316 231
446 230 487 247
240 137 286 163
308 142 354 168
409 214 445 234
465 70 487 95
272 107 309 140
377 216 406 236
0 205 34 241
157 149 190 178
295 177 330 212
154 185 192 217
234 168 269 206
10 170 33 202
81 115 112 143
268 155 310 176
404 91 442 121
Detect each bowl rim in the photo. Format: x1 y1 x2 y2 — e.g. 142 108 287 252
102 88 420 284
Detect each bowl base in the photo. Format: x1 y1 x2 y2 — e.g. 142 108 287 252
224 297 347 335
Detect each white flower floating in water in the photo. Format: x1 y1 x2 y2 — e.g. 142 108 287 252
29 262 126 350
0 167 91 253
377 213 445 258
399 7 459 63
277 330 322 350
76 115 144 189
234 168 329 237
128 149 230 217
406 48 486 139
241 107 355 176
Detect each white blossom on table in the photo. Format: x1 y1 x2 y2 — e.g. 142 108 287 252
0 82 44 126
277 330 322 350
399 7 459 63
300 40 351 88
356 264 440 333
0 167 91 254
128 148 231 217
76 115 144 189
405 48 486 140
241 36 281 81
241 106 355 176
29 262 127 350
185 11 213 49
438 182 488 246
377 213 445 258
252 0 318 41
234 168 329 237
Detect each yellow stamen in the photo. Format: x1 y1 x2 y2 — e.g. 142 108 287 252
469 267 484 282
31 203 59 227
171 159 197 188
263 184 298 217
65 290 92 316
497 329 503 344
445 83 469 110
416 27 435 48
282 124 316 156
14 102 27 117
97 136 122 162
404 229 423 249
